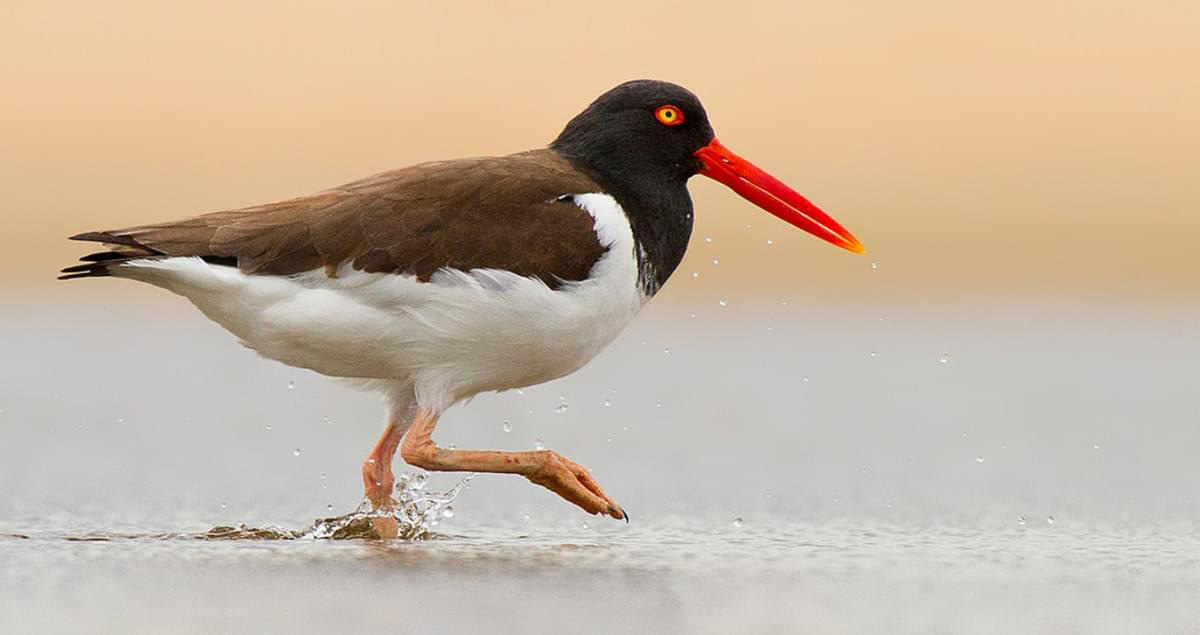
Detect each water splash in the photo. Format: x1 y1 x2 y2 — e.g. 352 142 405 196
203 471 474 541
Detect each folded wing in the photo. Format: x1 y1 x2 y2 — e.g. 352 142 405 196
61 149 609 290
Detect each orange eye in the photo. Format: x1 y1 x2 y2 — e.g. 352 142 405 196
655 105 684 126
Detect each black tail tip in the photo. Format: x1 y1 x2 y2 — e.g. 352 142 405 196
57 262 113 281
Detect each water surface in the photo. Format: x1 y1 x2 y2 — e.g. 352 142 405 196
2 303 1198 632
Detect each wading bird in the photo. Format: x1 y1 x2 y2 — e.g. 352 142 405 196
62 80 864 530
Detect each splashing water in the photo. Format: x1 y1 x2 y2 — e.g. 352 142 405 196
203 471 474 541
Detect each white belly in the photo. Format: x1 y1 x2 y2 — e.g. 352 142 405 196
114 193 647 411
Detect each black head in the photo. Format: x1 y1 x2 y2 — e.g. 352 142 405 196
551 80 716 187
550 80 716 295
549 80 865 297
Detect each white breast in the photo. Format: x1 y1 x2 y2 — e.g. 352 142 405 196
115 193 647 412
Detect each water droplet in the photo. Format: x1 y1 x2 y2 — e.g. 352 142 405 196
712 258 720 266
558 393 566 401
718 299 728 307
655 402 662 408
1092 443 1100 450
766 239 774 246
516 388 524 395
502 420 513 433
287 381 294 390
534 439 546 450
802 376 810 383
603 398 611 407
116 417 124 424
327 504 334 511
940 352 950 364
961 432 968 438
581 521 590 529
527 408 534 415
606 437 613 443
692 271 700 278
1046 515 1055 525
1018 516 1027 526
870 261 878 270
447 442 457 450
689 313 696 319
733 517 744 528
366 458 375 465
522 514 531 523
292 448 301 457
265 425 273 432
555 404 569 414
663 348 670 355
411 473 428 490
320 472 327 480
869 350 877 358
220 502 227 509
441 506 454 519
976 456 985 463
323 416 333 425
705 236 712 243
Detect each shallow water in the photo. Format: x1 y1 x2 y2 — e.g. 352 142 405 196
4 516 1200 633
2 301 1199 632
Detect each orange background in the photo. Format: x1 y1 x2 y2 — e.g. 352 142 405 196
3 1 1197 305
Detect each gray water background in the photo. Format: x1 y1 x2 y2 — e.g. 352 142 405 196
1 297 1198 632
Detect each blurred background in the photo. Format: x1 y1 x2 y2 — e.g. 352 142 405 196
2 1 1199 632
3 0 1199 303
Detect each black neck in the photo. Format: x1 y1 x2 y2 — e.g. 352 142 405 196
549 147 694 296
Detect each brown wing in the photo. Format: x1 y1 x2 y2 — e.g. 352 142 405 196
61 149 609 289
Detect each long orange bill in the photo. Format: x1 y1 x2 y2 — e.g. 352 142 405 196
694 139 865 254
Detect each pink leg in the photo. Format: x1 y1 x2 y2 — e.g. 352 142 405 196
400 408 626 520
362 417 407 510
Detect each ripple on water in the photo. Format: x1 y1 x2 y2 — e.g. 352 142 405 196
204 471 473 541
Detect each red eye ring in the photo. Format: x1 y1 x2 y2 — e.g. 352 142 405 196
655 105 684 126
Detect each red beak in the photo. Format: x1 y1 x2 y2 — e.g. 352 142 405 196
694 139 865 254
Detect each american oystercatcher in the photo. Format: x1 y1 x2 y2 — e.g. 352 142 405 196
61 80 864 526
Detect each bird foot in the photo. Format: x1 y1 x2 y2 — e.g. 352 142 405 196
527 450 627 521
368 515 399 540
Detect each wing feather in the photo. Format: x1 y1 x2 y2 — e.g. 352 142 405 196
61 149 609 288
